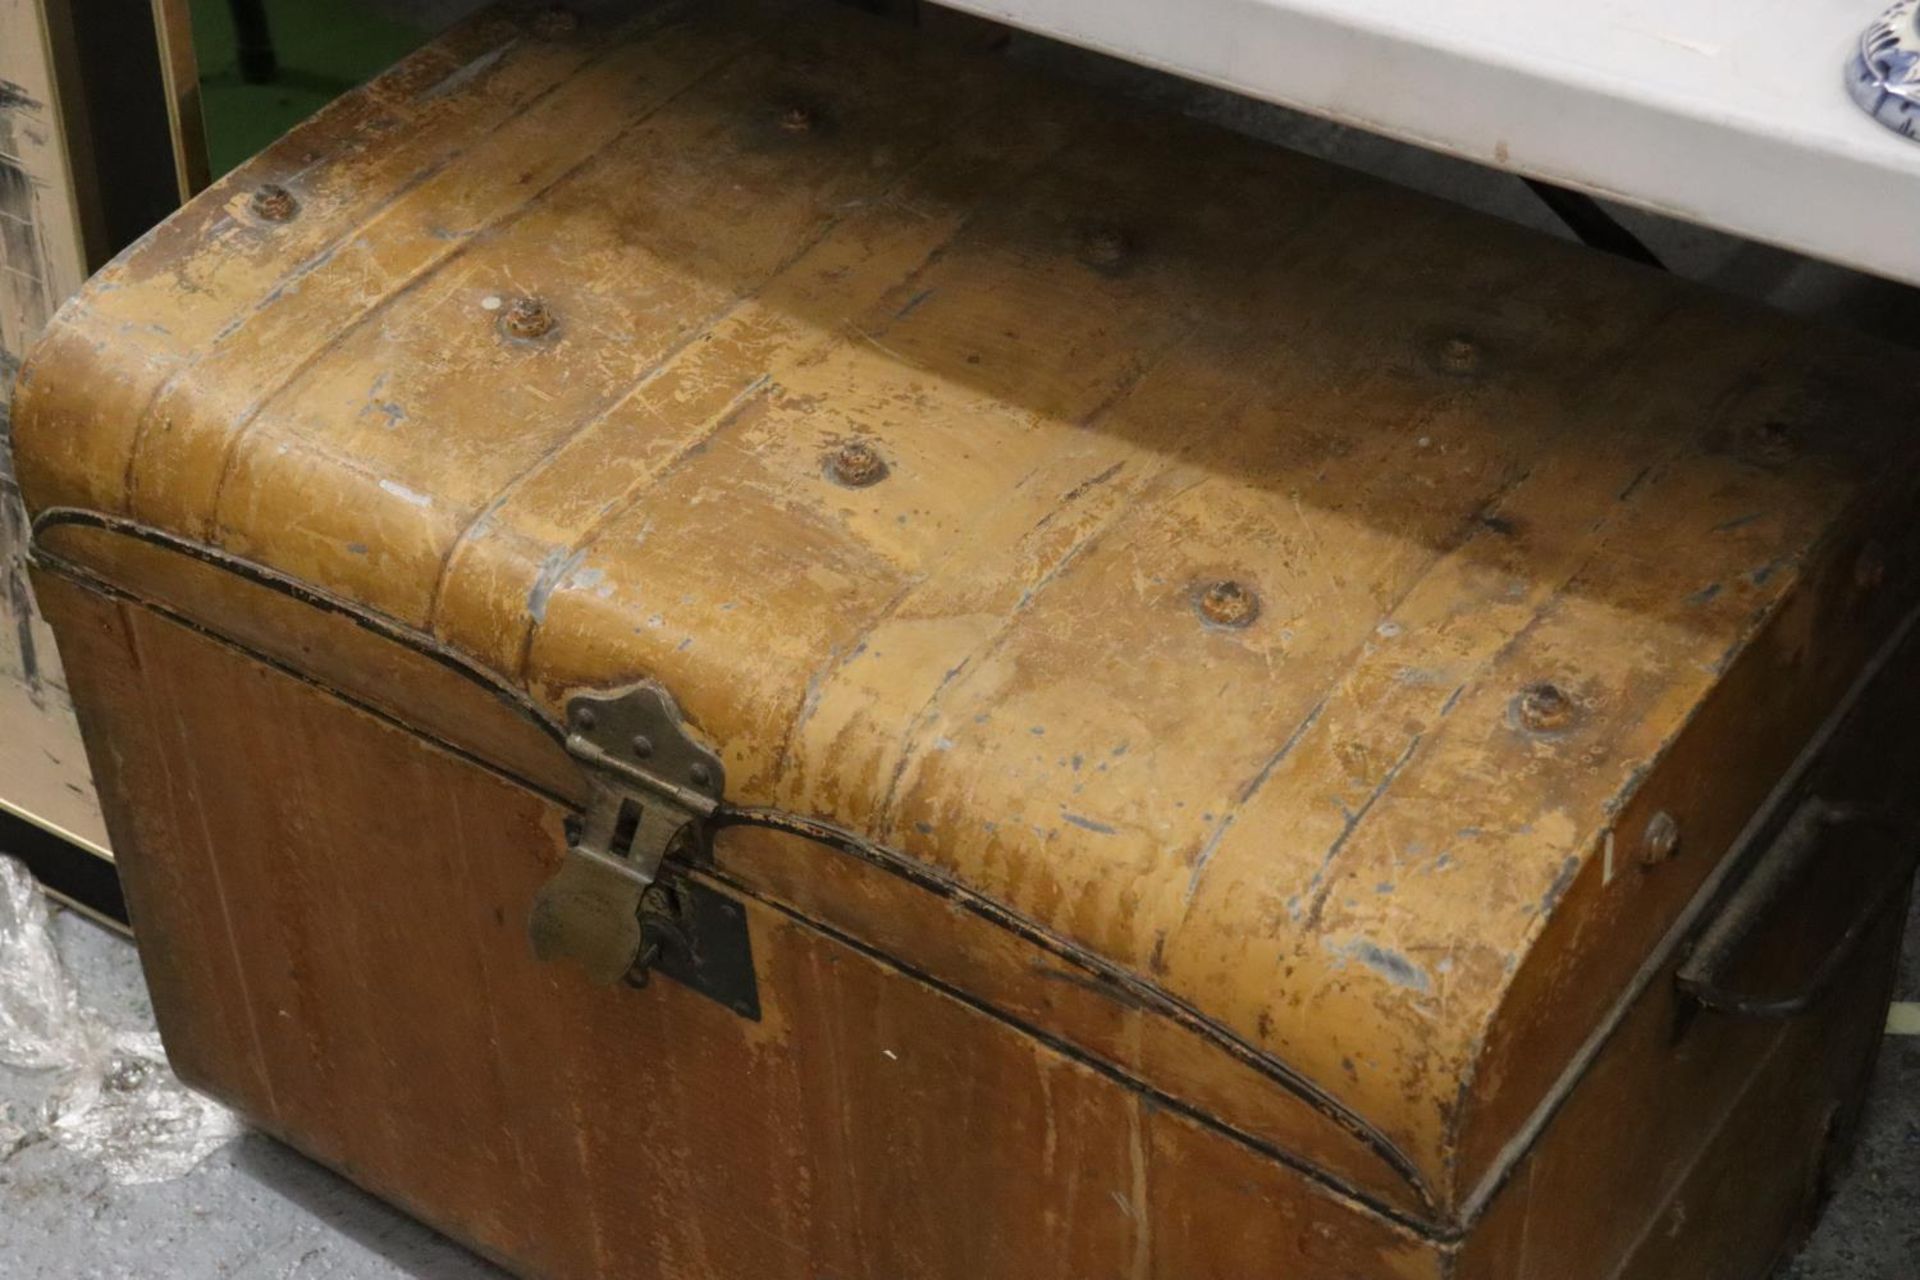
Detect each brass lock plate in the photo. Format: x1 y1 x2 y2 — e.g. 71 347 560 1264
529 680 756 1018
643 870 760 1021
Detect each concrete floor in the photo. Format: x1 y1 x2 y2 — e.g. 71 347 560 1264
0 902 504 1280
0 889 1914 1277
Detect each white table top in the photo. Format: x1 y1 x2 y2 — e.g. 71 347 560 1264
942 0 1920 287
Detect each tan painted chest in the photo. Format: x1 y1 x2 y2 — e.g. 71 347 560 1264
12 3 1920 1276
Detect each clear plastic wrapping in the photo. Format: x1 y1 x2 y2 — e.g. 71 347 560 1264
0 856 240 1182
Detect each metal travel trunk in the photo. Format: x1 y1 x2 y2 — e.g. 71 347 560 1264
12 3 1920 1276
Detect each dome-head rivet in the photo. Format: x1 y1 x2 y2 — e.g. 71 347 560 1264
501 296 557 340
250 183 297 222
1435 334 1482 376
1640 810 1681 865
1195 579 1260 629
531 6 578 37
1855 542 1888 592
826 440 889 488
1743 419 1794 465
1078 225 1129 268
1514 681 1576 734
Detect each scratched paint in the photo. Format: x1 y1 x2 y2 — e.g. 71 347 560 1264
1326 935 1433 993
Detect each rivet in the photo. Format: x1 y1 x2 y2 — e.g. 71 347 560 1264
1078 225 1128 268
571 706 596 731
1855 541 1888 592
630 734 654 759
501 296 556 340
1195 579 1260 629
530 6 578 37
1743 420 1794 465
825 440 888 488
778 104 815 133
1641 810 1681 865
250 183 297 222
1435 335 1481 376
1514 681 1575 734
689 763 713 789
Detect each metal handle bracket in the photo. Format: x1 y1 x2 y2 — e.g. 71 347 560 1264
1676 798 1919 1019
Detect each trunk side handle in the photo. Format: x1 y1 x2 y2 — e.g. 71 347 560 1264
1676 798 1919 1019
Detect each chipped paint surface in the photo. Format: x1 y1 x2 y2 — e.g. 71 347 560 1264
375 478 433 508
13 0 1920 1233
1326 935 1433 994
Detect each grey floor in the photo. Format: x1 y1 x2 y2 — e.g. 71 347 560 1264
0 892 1913 1278
0 903 504 1280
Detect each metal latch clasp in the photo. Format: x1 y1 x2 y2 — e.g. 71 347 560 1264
527 682 726 986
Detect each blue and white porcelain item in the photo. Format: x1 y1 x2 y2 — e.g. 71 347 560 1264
1849 0 1920 139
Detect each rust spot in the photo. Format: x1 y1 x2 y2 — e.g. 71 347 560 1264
825 440 888 488
1640 810 1681 865
1512 681 1576 734
501 296 557 340
249 183 297 222
1194 579 1259 629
